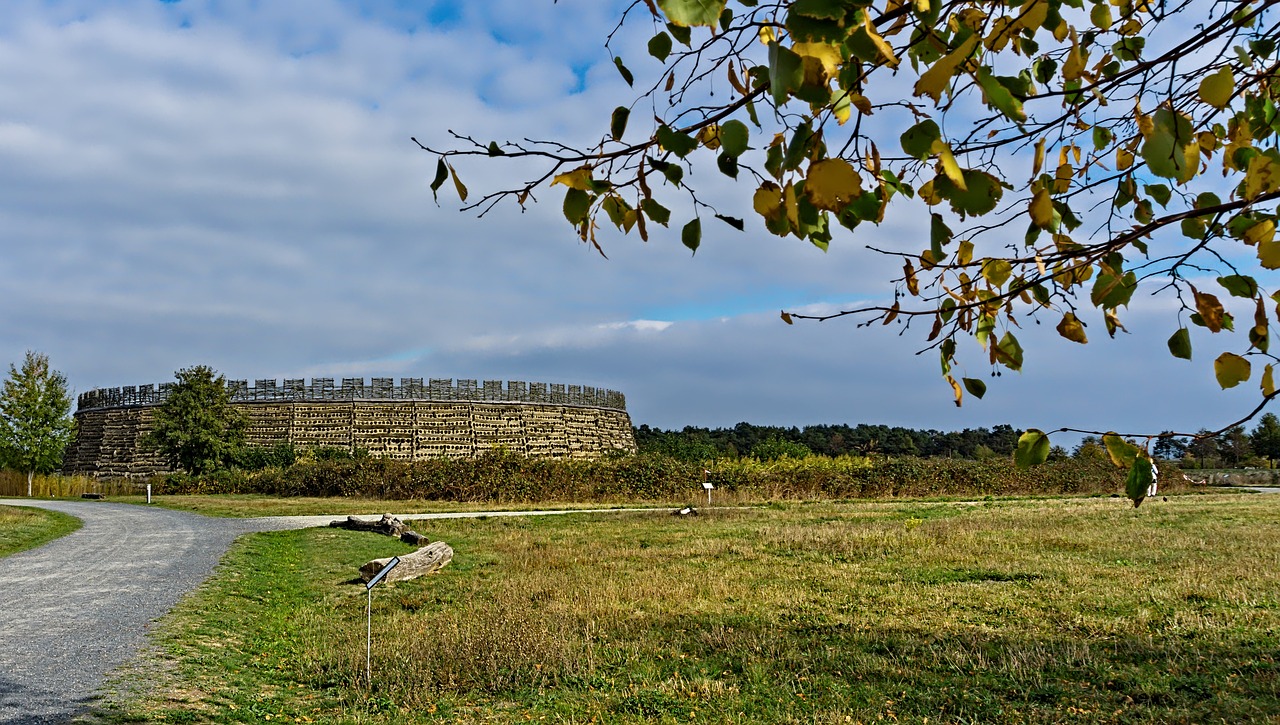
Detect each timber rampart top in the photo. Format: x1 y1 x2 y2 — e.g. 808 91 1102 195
77 377 628 413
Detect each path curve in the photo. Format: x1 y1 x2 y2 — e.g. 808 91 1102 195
0 501 654 724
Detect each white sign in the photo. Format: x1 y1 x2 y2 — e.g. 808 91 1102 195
365 556 401 590
702 481 714 490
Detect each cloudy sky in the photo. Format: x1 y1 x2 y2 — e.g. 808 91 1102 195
0 0 1267 441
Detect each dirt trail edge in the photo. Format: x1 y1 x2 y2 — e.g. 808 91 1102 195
0 501 654 724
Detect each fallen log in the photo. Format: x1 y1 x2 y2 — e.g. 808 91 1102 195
361 541 453 584
329 513 413 538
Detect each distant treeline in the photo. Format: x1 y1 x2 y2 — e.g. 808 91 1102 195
633 423 1022 461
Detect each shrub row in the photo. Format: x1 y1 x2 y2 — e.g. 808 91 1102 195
147 452 1148 502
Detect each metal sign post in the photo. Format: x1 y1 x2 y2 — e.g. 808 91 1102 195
702 470 714 506
365 556 400 689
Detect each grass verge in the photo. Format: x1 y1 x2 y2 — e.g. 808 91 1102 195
105 494 662 518
0 504 81 557
102 494 1280 723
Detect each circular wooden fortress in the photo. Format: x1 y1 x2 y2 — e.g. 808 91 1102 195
63 377 637 476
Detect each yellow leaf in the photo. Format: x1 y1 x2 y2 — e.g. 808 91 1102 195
981 258 1012 288
1053 163 1073 194
780 310 793 325
1137 113 1154 140
918 179 941 206
1245 152 1280 200
860 14 900 68
697 125 721 150
1193 287 1225 332
1015 0 1048 32
1258 239 1280 269
1214 352 1251 389
753 183 783 218
1198 66 1235 109
1056 312 1088 344
947 374 964 407
758 26 775 45
914 35 979 102
551 166 595 191
850 94 873 115
1062 34 1087 81
933 140 967 191
1116 147 1135 170
1029 188 1054 229
957 239 974 266
1244 220 1276 246
793 42 843 78
784 182 799 228
1264 363 1276 396
1032 137 1046 176
448 163 468 202
804 158 863 211
904 261 920 295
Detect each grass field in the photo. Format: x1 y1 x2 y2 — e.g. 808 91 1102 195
101 494 1280 724
106 493 663 518
0 504 81 557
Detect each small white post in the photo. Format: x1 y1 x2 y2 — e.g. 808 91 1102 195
363 556 401 690
146 483 152 504
702 469 714 507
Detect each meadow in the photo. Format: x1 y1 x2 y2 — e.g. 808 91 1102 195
0 504 80 557
99 493 1280 724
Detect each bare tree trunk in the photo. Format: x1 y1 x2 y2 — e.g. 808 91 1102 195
26 471 33 497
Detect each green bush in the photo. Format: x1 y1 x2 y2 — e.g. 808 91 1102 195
147 452 1142 503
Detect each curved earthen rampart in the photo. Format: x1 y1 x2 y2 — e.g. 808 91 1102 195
65 377 636 476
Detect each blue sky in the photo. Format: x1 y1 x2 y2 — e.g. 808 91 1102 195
0 0 1267 441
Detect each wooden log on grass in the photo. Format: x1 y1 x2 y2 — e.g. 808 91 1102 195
328 513 412 537
360 541 453 584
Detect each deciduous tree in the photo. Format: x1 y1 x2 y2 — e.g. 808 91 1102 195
0 351 75 496
144 366 247 475
1249 411 1280 464
422 0 1280 503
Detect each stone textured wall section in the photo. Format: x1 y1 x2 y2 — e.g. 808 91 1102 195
65 377 637 476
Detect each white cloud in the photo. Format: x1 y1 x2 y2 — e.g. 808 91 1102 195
0 0 1264 439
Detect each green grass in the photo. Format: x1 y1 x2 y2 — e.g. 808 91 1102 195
106 493 660 518
100 494 1280 723
0 504 81 557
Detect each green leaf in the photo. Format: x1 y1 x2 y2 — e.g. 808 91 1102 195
717 151 739 178
962 377 987 399
610 107 630 142
975 67 1026 122
768 42 805 106
648 31 673 61
996 331 1023 370
1143 183 1171 207
681 217 702 253
1014 429 1050 468
641 198 671 226
486 141 504 157
658 0 728 27
934 170 1003 217
1125 457 1155 508
613 56 634 86
719 120 750 157
1215 352 1251 388
656 125 698 158
563 188 592 225
1092 126 1113 150
1102 433 1141 468
1167 328 1192 360
1198 65 1234 109
1141 108 1198 183
430 158 448 202
1217 274 1259 298
900 119 942 160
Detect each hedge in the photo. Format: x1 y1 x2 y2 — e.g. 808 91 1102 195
147 452 1158 502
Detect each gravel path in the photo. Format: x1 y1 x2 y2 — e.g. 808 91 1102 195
0 501 655 724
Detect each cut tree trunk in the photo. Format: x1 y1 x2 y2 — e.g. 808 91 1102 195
361 541 453 584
